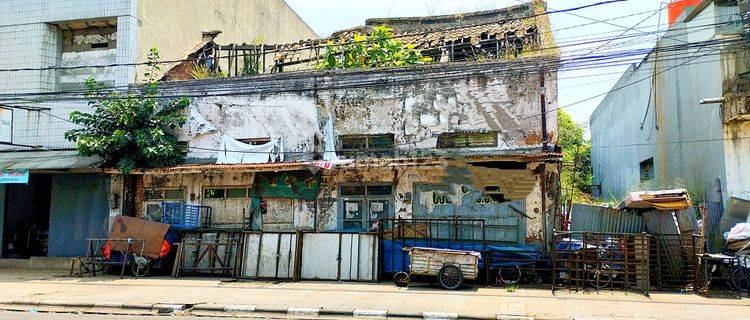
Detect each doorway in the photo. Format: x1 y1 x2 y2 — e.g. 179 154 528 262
2 174 52 258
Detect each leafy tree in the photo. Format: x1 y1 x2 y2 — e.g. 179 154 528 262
558 109 593 203
317 25 432 70
65 48 190 173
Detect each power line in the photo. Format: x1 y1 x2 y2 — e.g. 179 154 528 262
0 33 742 104
590 136 750 149
0 0 627 74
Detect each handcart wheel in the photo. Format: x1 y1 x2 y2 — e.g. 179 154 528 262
131 256 151 277
498 265 522 285
438 265 463 290
586 268 612 289
393 272 410 287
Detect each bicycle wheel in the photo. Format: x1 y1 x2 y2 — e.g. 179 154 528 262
586 268 612 289
730 267 749 292
498 266 522 285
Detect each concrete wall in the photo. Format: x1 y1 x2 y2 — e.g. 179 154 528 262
590 3 727 202
48 173 110 257
174 60 558 163
316 163 551 244
723 121 750 200
135 0 318 80
132 160 549 244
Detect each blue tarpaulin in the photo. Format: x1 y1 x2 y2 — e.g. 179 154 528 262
382 239 543 273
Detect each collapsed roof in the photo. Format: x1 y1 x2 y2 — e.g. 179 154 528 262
162 1 558 81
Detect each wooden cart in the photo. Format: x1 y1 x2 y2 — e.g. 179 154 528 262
394 247 481 290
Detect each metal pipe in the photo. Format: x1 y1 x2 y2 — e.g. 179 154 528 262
540 71 548 151
699 97 724 105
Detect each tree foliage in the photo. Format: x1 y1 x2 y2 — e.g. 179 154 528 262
558 109 593 203
65 48 190 173
317 25 432 70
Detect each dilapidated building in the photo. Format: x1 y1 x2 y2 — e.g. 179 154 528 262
1 1 563 269
108 1 562 254
0 0 318 259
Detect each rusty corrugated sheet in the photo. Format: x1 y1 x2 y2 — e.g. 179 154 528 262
703 202 724 253
109 150 562 175
570 204 647 234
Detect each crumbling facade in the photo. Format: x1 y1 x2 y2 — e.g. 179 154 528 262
0 0 317 258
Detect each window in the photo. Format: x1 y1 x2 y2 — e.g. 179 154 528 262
339 184 393 230
90 42 109 49
437 132 497 148
339 134 394 158
203 187 251 199
237 137 271 145
640 158 654 182
144 188 184 201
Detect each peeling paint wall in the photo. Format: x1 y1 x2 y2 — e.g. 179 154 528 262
318 71 558 151
182 93 320 162
316 162 548 244
723 121 750 200
177 62 558 163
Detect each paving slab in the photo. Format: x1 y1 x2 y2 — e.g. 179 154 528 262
0 269 747 319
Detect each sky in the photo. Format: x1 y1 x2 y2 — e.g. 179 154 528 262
284 0 666 130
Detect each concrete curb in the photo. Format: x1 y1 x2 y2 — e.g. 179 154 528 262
0 300 533 319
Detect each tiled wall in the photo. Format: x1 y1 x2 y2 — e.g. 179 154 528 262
0 0 137 93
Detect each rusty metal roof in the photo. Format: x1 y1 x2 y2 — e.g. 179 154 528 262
111 149 561 175
0 150 102 170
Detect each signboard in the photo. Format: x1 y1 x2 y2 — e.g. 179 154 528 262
0 170 29 184
0 107 12 144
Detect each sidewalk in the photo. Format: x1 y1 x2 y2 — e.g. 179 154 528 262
0 269 748 320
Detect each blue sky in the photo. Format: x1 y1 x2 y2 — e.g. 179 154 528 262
285 0 666 129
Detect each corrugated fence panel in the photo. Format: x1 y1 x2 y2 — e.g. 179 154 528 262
301 233 378 281
703 202 724 253
241 233 297 279
570 204 647 234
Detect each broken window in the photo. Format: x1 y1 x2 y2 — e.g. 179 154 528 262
339 134 395 158
144 188 184 201
437 132 497 148
203 187 251 199
640 158 655 182
237 137 271 145
57 19 118 90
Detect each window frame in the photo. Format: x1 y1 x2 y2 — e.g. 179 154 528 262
338 134 395 158
639 158 655 182
202 186 252 200
338 183 394 231
144 187 184 201
436 132 498 149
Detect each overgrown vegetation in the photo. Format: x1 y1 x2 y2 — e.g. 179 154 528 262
558 109 593 204
191 64 227 79
317 25 432 70
65 47 189 173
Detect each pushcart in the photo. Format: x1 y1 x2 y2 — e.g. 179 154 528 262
394 247 481 290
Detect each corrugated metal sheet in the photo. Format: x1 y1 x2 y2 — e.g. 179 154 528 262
570 204 647 234
703 202 724 253
47 173 110 257
300 233 378 281
0 150 102 170
242 232 379 281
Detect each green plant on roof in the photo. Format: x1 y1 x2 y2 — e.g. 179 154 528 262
65 47 189 173
317 25 432 70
